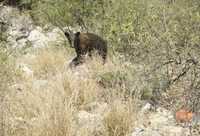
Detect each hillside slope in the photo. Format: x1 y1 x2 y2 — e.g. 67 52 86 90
0 5 198 136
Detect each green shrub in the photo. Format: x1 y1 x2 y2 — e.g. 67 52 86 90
98 71 127 88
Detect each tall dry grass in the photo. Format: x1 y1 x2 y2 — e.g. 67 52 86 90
1 46 139 136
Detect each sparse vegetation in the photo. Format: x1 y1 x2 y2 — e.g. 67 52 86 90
1 0 200 135
104 100 136 136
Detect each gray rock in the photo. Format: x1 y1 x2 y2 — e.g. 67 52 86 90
27 27 64 48
140 103 153 114
0 6 33 49
27 27 48 48
0 6 64 50
130 107 190 136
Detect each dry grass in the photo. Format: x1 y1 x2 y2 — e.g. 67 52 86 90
104 100 136 136
26 47 69 78
1 75 75 136
0 47 139 136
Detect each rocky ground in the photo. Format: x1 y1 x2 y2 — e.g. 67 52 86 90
1 5 199 136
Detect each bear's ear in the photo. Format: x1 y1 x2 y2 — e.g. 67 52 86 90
64 32 70 38
75 32 80 36
64 32 73 47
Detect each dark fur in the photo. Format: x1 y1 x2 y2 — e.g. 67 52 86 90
65 32 107 67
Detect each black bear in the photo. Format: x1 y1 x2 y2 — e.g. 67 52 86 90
64 31 107 67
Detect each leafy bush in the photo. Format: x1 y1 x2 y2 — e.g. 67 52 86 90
25 0 200 64
98 71 128 88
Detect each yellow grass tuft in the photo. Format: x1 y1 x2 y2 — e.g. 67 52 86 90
103 100 136 136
